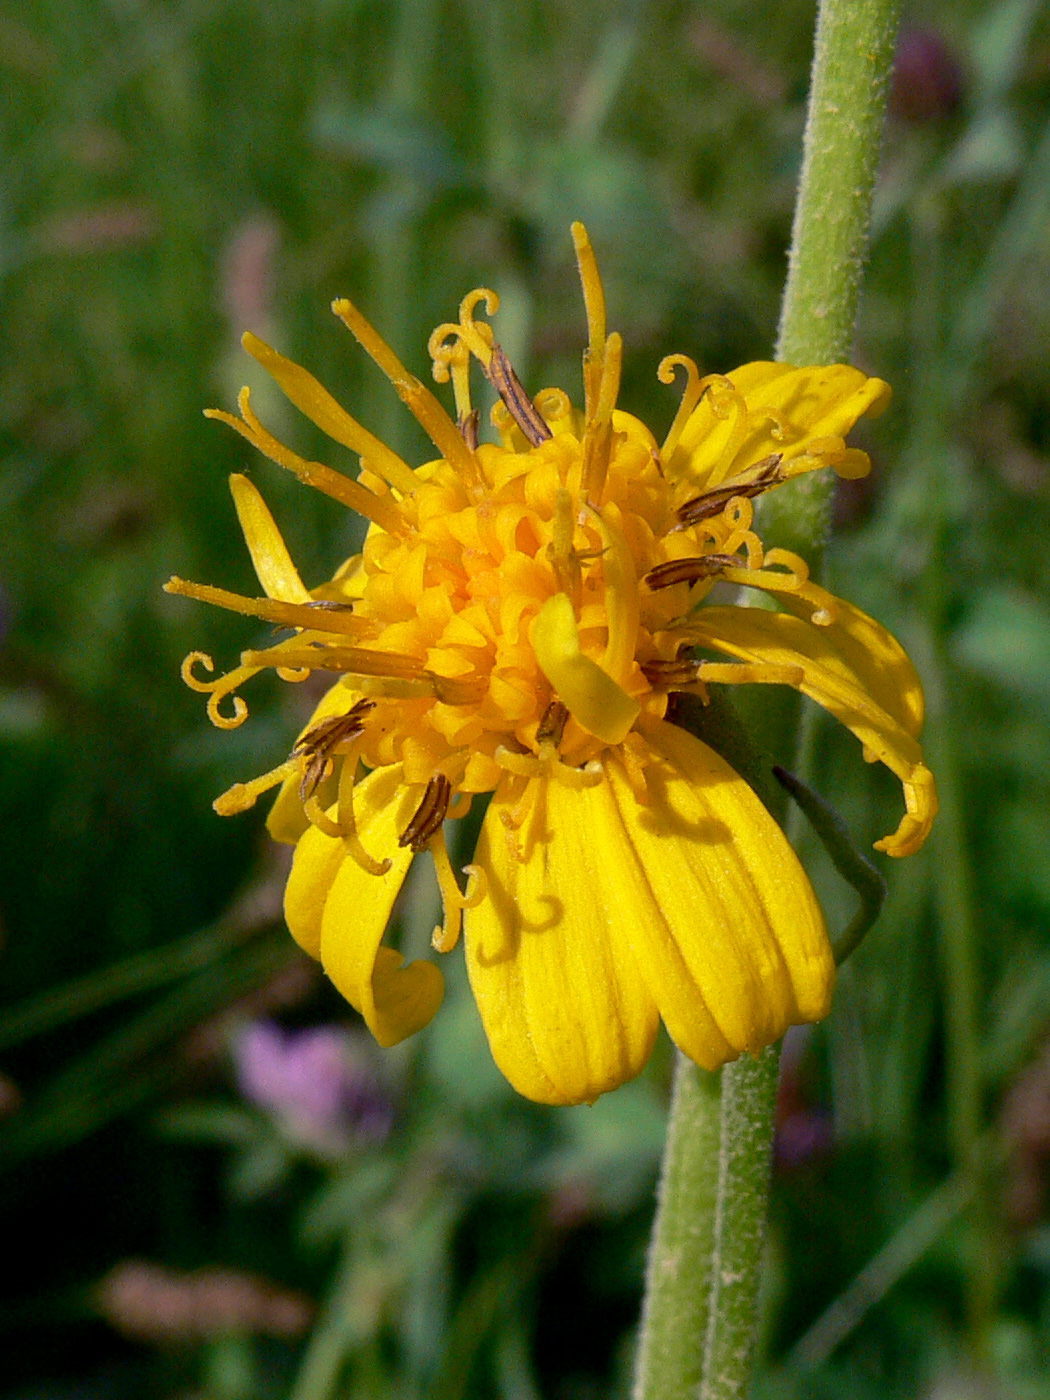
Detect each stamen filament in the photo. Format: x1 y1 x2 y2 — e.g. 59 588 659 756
571 222 607 421
580 332 623 512
213 760 298 816
165 577 370 638
241 644 425 681
331 298 483 490
658 356 706 469
240 334 420 497
337 753 391 875
206 392 407 534
429 827 480 953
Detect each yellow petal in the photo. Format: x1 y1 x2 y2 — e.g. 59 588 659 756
228 473 310 603
673 362 890 489
284 764 443 1044
685 607 936 856
714 580 925 737
464 775 659 1105
317 769 442 1046
284 815 346 959
606 723 833 1065
531 593 640 745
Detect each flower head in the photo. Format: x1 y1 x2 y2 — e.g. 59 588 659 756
168 224 936 1106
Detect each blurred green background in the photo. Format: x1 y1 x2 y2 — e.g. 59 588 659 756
3 0 1050 1396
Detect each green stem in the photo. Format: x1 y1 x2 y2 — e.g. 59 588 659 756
633 1059 722 1400
700 1048 781 1399
635 0 902 1394
775 0 901 366
761 0 902 562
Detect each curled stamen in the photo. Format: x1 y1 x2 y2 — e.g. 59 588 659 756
428 321 474 419
203 666 259 729
657 355 705 468
550 759 604 789
303 793 344 839
484 345 552 447
181 651 218 692
534 387 574 430
208 694 248 729
763 547 811 583
643 554 745 591
429 832 486 953
495 746 543 777
536 699 569 747
336 756 391 875
674 453 784 529
399 774 452 852
457 288 499 362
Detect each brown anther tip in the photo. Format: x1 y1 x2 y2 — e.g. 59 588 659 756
458 409 481 451
293 700 376 767
486 345 553 447
641 658 704 688
536 699 569 747
399 774 452 852
644 554 745 591
675 453 785 527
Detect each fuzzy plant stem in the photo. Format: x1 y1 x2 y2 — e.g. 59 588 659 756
632 2 901 1398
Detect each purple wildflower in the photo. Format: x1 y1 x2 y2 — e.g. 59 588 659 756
232 1020 392 1151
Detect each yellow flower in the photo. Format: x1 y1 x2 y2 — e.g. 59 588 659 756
168 224 936 1106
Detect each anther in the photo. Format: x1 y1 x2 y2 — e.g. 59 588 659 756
675 454 784 528
457 409 480 450
484 345 553 447
399 774 452 852
643 554 745 590
293 700 376 800
641 658 703 688
536 699 569 747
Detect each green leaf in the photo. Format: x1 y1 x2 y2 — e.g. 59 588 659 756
952 585 1050 699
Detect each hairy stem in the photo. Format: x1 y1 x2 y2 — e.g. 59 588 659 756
762 0 902 561
633 1059 722 1400
634 0 902 1395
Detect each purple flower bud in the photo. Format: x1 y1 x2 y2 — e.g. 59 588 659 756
891 28 965 124
232 1020 392 1151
